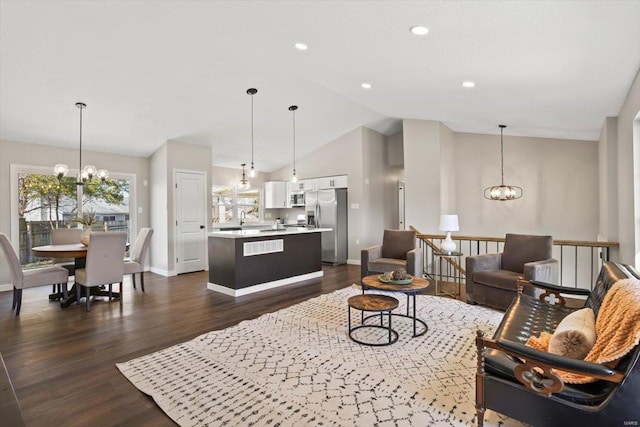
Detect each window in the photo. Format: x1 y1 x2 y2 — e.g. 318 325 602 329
13 165 134 268
212 185 261 225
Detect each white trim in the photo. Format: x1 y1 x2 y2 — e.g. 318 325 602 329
347 259 361 265
0 284 13 293
207 270 324 297
10 164 137 245
173 169 208 275
149 266 172 277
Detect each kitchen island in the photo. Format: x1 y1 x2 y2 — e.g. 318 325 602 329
207 227 331 297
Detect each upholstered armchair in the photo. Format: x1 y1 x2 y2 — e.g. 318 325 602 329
465 233 558 310
361 230 422 279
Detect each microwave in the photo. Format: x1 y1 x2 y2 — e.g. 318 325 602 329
290 192 305 206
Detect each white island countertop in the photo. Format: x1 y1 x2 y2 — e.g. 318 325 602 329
208 227 332 239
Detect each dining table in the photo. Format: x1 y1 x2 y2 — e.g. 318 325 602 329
31 242 126 308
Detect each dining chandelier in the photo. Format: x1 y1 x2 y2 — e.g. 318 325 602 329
483 124 522 201
247 88 258 178
289 105 299 183
53 102 108 185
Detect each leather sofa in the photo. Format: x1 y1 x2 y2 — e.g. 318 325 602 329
466 233 558 310
475 262 640 427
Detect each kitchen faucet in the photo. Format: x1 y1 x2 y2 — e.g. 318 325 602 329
239 211 246 226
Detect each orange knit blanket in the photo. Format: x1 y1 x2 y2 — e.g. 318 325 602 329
525 278 640 384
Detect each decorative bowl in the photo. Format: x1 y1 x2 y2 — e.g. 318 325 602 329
378 274 413 285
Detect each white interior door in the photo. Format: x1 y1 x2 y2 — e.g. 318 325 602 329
175 171 206 274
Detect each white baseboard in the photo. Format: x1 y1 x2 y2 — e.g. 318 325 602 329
0 284 12 293
208 271 324 297
149 266 173 277
347 259 361 265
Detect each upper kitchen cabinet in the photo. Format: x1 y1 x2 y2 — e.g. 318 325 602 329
289 179 316 193
264 181 288 208
317 175 348 189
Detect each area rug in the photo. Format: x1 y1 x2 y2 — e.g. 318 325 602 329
117 286 526 427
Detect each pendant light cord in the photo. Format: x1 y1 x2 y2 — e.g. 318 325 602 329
250 93 254 168
500 126 504 186
292 109 296 173
79 104 83 179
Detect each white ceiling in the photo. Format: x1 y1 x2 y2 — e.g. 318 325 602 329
1 1 639 172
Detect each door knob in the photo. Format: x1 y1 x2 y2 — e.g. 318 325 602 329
200 225 205 229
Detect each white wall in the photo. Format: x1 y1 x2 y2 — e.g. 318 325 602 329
454 132 598 239
149 143 168 274
598 117 618 242
615 68 640 265
402 119 442 234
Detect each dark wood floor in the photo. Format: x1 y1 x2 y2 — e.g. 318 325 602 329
0 264 361 427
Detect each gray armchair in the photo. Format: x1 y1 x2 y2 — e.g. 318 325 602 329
361 230 422 279
465 233 558 310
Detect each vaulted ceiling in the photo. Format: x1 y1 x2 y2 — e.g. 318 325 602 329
1 1 639 172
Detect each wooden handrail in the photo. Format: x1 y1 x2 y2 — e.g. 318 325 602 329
414 232 619 248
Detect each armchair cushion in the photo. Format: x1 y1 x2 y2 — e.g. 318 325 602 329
474 269 521 291
501 233 553 273
381 230 416 260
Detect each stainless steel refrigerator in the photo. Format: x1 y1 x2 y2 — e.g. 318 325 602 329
305 188 348 265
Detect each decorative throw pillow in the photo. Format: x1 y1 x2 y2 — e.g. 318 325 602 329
548 307 596 359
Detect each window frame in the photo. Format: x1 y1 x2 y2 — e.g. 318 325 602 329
211 185 262 226
10 164 136 246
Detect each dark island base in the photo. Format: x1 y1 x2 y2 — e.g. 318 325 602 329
208 232 323 297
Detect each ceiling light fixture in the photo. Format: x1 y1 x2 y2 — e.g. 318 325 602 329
294 42 308 50
484 125 523 201
239 163 250 190
410 26 429 36
54 102 108 186
361 83 372 89
247 88 258 178
462 81 476 88
289 105 299 183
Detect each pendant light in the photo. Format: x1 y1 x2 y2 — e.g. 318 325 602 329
289 105 299 183
247 88 258 178
54 102 108 184
239 163 250 190
483 125 522 201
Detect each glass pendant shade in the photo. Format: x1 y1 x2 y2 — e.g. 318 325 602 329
239 163 250 189
54 163 69 179
483 125 522 201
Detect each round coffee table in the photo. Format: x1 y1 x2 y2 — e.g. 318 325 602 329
347 294 399 346
361 274 430 337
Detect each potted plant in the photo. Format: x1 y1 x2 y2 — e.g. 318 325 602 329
73 211 100 245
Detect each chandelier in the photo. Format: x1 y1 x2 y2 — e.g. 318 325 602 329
483 125 522 201
54 102 108 185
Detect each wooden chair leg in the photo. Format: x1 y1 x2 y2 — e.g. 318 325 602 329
85 286 91 312
12 287 17 309
62 282 68 299
132 274 136 289
140 272 145 292
108 284 113 301
119 282 123 306
76 285 81 304
15 289 23 315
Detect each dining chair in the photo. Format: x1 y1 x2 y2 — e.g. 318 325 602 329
50 228 83 295
124 228 153 292
0 233 69 315
74 232 127 312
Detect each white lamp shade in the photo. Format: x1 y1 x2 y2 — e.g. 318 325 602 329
439 214 459 232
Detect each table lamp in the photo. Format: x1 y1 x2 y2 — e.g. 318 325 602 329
439 214 459 253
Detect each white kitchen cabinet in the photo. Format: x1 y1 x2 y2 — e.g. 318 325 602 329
264 181 288 208
289 179 316 192
317 175 348 189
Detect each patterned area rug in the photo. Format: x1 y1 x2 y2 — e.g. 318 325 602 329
117 286 526 426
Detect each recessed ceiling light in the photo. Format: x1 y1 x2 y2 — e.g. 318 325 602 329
294 42 308 50
410 26 429 36
462 81 476 88
361 83 372 89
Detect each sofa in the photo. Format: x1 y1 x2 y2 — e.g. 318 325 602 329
475 261 640 426
466 233 558 310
